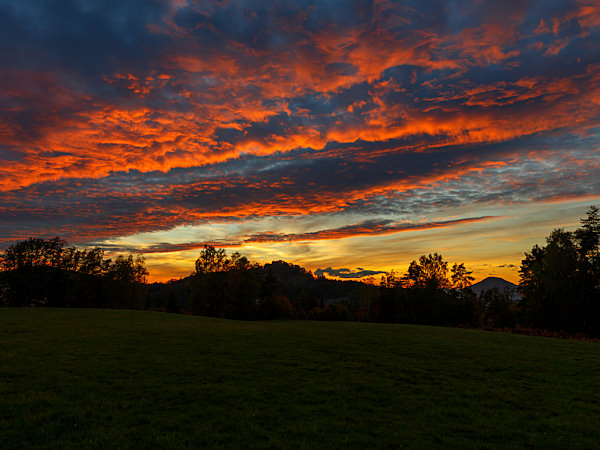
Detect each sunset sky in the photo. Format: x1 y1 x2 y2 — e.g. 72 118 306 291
1 0 600 283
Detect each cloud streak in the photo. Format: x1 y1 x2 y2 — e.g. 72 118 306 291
244 217 497 243
314 267 386 279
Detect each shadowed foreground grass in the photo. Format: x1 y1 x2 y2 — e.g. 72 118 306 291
1 308 599 449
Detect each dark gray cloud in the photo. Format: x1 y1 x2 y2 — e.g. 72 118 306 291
0 0 169 75
314 267 386 279
244 217 496 243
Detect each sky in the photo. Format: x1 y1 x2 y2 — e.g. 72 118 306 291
1 0 600 283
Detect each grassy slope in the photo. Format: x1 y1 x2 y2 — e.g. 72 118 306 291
1 309 599 449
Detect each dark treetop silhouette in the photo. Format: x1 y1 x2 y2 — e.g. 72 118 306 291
2 206 599 335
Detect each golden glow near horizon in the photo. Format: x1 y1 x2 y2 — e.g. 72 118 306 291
1 1 600 284
117 199 597 284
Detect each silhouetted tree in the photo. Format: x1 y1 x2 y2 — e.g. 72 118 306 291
1 237 67 271
190 245 260 318
575 206 600 295
1 237 70 306
0 237 149 309
102 255 149 309
260 294 293 319
403 253 450 289
377 254 477 326
520 207 600 333
106 254 148 284
576 206 600 261
520 229 582 330
451 263 474 289
308 303 350 321
79 248 110 276
380 270 400 288
479 287 515 328
146 277 191 313
195 246 228 274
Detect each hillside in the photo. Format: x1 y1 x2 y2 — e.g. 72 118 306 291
471 276 519 297
1 308 599 448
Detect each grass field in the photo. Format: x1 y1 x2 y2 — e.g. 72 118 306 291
1 309 599 449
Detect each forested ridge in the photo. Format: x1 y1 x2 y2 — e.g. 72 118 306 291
1 207 599 336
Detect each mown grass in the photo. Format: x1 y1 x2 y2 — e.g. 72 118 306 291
1 308 599 449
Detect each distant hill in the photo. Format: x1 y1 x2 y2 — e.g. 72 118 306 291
470 277 519 298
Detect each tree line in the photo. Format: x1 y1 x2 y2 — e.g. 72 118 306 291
0 237 147 309
519 206 600 334
1 207 599 335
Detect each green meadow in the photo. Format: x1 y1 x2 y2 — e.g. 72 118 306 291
1 308 599 449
